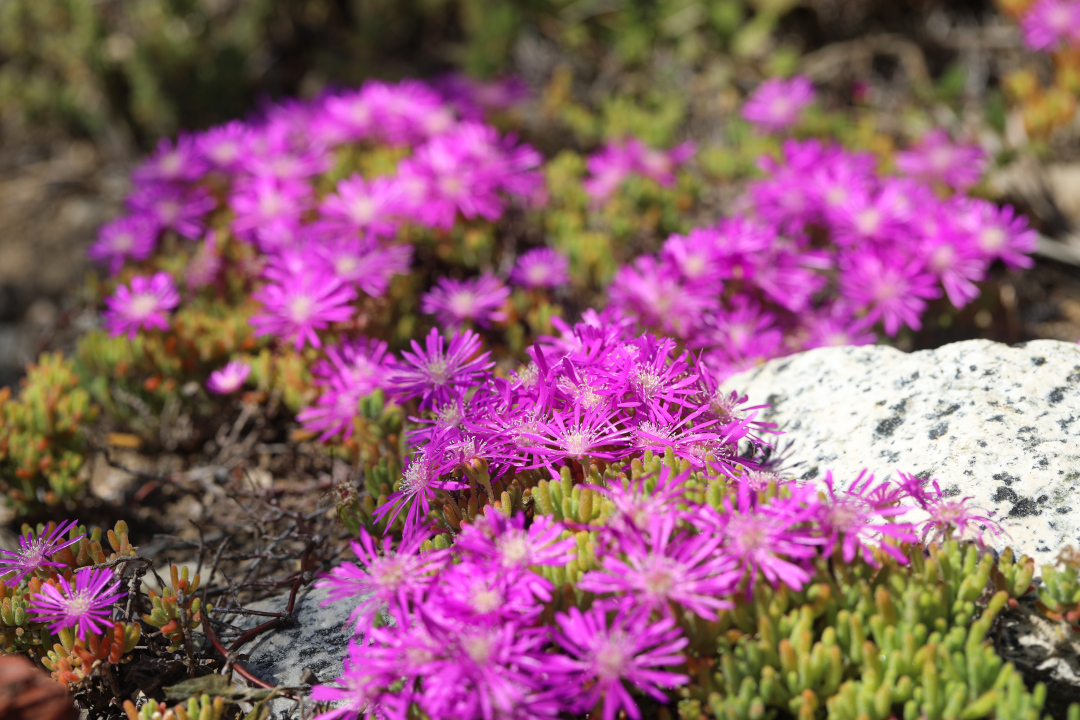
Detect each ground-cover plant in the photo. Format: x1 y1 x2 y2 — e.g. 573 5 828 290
309 314 1065 720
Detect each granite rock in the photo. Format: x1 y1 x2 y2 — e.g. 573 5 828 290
722 339 1080 561
229 585 354 719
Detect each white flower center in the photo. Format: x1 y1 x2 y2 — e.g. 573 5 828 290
129 294 159 319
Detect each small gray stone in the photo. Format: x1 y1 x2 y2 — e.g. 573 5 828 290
723 339 1080 561
228 585 355 719
993 595 1080 718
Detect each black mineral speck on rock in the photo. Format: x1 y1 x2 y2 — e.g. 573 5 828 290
928 422 948 440
993 472 1019 486
970 365 977 371
1008 497 1042 518
931 403 961 419
800 467 819 480
875 416 903 437
1032 357 1047 366
977 440 988 447
993 486 1019 503
1049 387 1066 405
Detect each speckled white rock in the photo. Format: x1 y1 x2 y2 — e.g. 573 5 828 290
722 339 1080 561
230 585 355 719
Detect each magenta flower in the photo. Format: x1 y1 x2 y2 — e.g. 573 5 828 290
742 76 816 132
133 134 206 184
522 400 634 473
551 607 689 720
817 471 917 565
29 567 126 640
298 338 391 440
372 440 463 540
1020 0 1080 51
197 120 250 170
899 472 1004 546
316 526 447 633
103 272 180 339
206 361 251 394
404 615 555 720
420 274 509 329
594 466 692 536
88 216 159 275
314 237 412 299
454 513 575 602
309 641 397 720
0 520 83 586
250 271 357 351
718 484 821 593
581 515 739 621
388 328 494 409
609 256 719 339
127 185 216 240
319 175 404 240
958 199 1038 270
896 129 988 190
229 176 310 247
510 248 571 289
838 251 941 335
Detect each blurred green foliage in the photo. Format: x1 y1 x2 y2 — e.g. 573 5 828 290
0 353 97 512
0 0 798 145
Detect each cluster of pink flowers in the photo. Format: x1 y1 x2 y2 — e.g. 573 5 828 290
608 134 1034 380
89 77 553 350
374 313 774 539
314 413 1000 720
1018 0 1080 51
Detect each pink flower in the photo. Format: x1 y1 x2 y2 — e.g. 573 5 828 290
371 439 463 540
510 248 571 289
197 120 250 171
1020 0 1080 51
103 272 180 339
838 251 941 336
229 176 310 248
29 567 126 641
900 472 1004 546
957 199 1037 270
319 175 404 240
0 519 83 586
580 514 739 621
206 361 251 394
250 268 357 351
583 138 695 203
133 135 206 184
298 338 391 440
742 76 816 132
717 482 821 593
315 526 447 633
818 471 916 565
420 274 509 329
127 185 216 240
88 216 159 275
896 129 988 190
551 607 689 720
388 328 493 409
